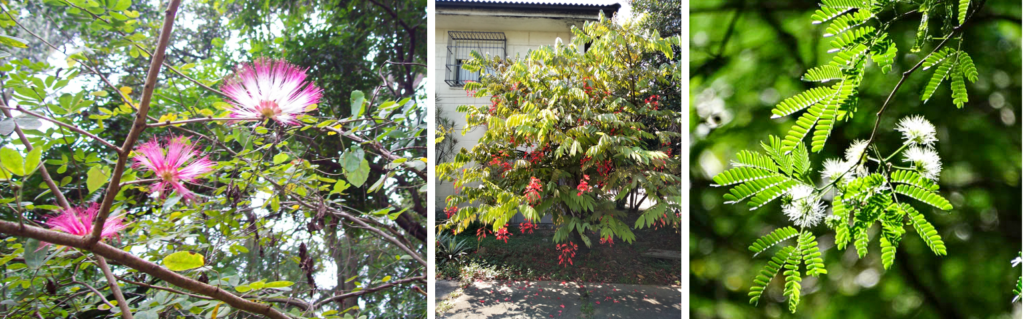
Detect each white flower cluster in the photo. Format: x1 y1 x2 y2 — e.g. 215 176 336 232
783 184 825 228
819 140 870 184
897 115 943 181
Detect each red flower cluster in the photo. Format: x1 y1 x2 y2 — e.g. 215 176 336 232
444 206 458 219
524 177 543 205
526 145 550 165
519 221 537 234
489 96 500 114
488 151 513 173
645 94 660 110
600 235 614 247
597 159 613 177
557 242 578 267
477 228 489 241
576 175 591 196
495 225 510 243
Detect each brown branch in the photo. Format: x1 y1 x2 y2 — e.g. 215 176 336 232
96 256 134 319
89 0 182 245
0 220 289 319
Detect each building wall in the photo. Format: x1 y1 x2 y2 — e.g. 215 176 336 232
435 12 602 224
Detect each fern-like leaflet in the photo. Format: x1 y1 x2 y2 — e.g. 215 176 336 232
713 0 980 312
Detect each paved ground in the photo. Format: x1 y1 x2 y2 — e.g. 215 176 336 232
435 280 682 318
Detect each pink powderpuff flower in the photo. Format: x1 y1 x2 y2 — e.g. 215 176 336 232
133 136 215 200
43 203 127 249
221 58 323 125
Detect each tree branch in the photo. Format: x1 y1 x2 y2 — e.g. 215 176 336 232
88 0 182 245
96 256 134 319
0 220 289 319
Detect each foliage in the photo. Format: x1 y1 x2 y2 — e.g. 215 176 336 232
0 0 426 318
436 232 472 266
704 0 1000 313
437 14 681 264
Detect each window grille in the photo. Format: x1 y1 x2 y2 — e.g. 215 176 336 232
445 31 506 87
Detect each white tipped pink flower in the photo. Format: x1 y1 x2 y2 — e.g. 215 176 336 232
132 136 215 200
43 203 127 248
221 58 322 125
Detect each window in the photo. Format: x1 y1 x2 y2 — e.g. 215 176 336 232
445 31 506 87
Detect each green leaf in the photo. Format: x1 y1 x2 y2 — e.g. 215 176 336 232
87 166 109 194
912 5 929 52
0 35 27 49
799 232 827 276
922 53 957 103
893 184 953 210
890 170 939 191
749 226 799 257
801 65 843 83
958 52 978 83
162 251 205 271
749 246 794 305
958 0 970 26
23 239 45 269
273 153 290 165
951 69 968 108
880 236 897 270
869 33 897 74
822 10 872 38
345 159 370 187
341 147 364 172
350 90 365 117
0 147 25 176
265 281 294 288
903 203 946 256
111 0 131 11
23 147 41 176
783 245 803 313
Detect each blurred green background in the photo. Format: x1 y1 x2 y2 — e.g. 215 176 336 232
689 0 1022 318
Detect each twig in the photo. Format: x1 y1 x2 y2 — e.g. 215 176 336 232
118 276 213 300
1 106 120 151
96 257 134 319
146 117 258 128
311 276 425 309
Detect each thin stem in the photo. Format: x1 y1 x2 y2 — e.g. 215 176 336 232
884 143 910 162
146 117 259 128
1 106 120 151
96 257 134 319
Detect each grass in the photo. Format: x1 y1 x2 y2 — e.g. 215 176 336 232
436 212 681 285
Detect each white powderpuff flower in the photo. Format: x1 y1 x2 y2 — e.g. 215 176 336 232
844 139 870 162
902 146 942 180
788 184 814 201
783 198 825 228
821 158 854 183
896 115 938 147
783 184 825 228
